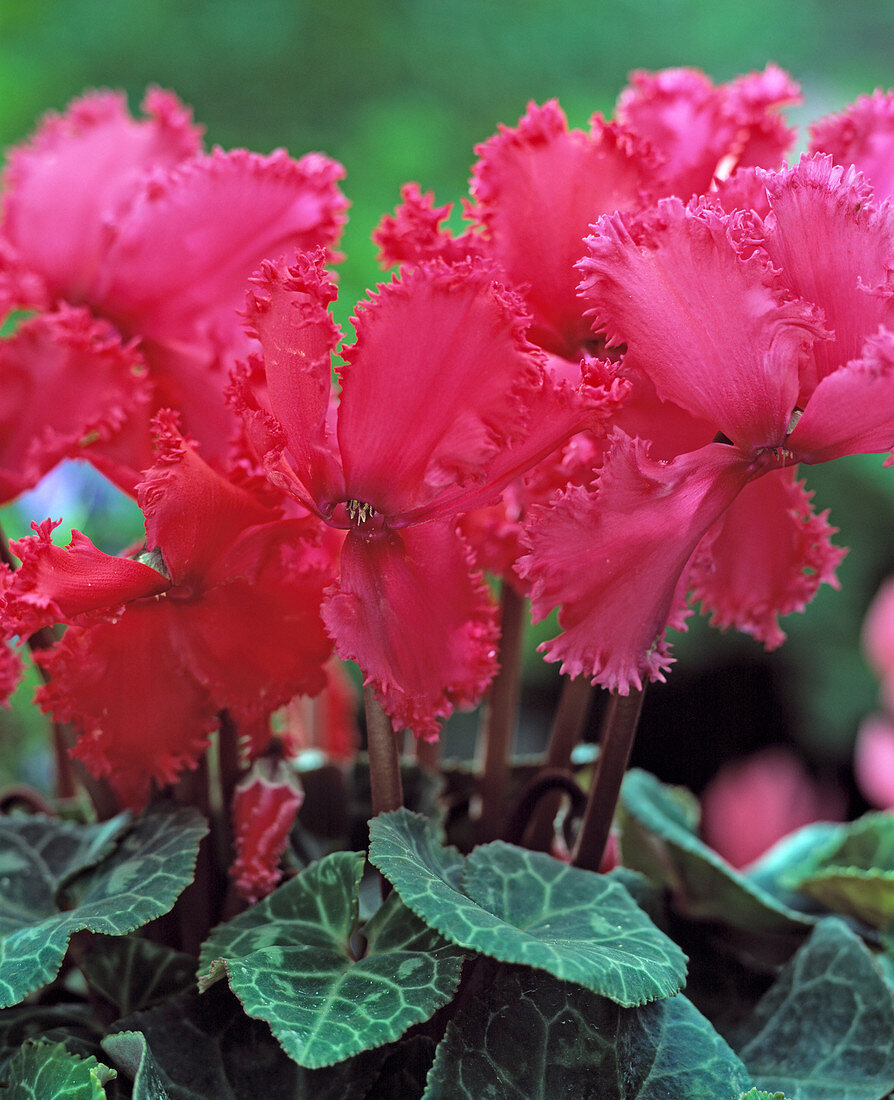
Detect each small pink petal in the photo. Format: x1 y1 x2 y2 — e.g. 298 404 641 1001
374 182 484 268
690 467 845 649
810 88 894 202
519 435 753 693
322 520 499 738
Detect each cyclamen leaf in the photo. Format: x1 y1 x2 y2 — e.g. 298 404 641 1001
82 937 196 1015
111 984 384 1099
422 965 752 1099
618 769 814 937
745 822 847 916
200 850 464 1068
732 918 894 1100
0 1039 115 1099
368 809 687 1007
0 807 206 1008
785 813 894 929
101 1031 170 1100
739 1092 792 1099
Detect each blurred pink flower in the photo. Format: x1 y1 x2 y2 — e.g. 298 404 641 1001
701 746 846 869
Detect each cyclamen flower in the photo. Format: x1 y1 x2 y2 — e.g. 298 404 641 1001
1 414 334 809
521 154 893 692
0 87 346 496
375 67 798 585
233 253 626 737
810 88 894 201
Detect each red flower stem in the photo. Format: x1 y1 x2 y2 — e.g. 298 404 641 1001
364 685 404 816
475 583 526 843
523 675 593 851
572 685 646 872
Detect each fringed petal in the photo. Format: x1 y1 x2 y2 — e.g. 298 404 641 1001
172 520 332 722
96 148 347 461
374 182 484 268
336 260 544 517
759 154 894 397
810 88 894 201
579 198 824 451
137 411 274 588
787 327 894 464
36 602 217 810
322 521 499 739
5 518 169 637
243 250 345 508
0 307 150 505
689 467 845 650
616 65 798 199
469 101 656 358
1 87 201 305
230 758 303 902
519 434 753 693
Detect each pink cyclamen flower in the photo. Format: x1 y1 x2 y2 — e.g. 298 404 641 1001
0 87 346 495
854 713 894 809
375 69 798 589
521 154 892 692
233 252 626 737
231 756 304 903
701 746 846 869
1 413 334 808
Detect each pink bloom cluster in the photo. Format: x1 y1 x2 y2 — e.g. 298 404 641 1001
0 70 891 897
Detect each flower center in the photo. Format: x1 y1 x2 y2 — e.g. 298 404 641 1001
345 499 377 525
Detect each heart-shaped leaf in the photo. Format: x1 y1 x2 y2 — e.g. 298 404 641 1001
369 808 687 1007
200 850 464 1068
0 807 206 1007
422 965 751 1099
0 1039 115 1099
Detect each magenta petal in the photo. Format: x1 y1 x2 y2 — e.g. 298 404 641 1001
787 327 894 463
689 467 845 649
37 602 216 810
137 413 274 589
810 89 894 202
580 199 823 451
322 521 499 738
519 435 753 692
337 261 544 517
0 307 149 505
244 251 345 508
759 155 894 396
1 88 201 305
470 101 655 358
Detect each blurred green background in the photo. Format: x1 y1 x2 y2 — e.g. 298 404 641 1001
1 0 892 798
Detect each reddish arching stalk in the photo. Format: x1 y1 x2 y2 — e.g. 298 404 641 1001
364 685 404 817
523 675 593 851
475 583 526 844
572 684 647 872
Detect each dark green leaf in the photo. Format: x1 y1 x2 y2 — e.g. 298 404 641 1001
200 851 464 1068
732 918 894 1099
0 1039 115 1099
745 823 847 915
111 983 387 1099
785 813 894 929
82 938 195 1016
618 770 814 939
0 807 206 1008
0 1003 104 1077
369 809 686 1007
422 965 751 1099
739 1092 791 1099
102 1031 170 1100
